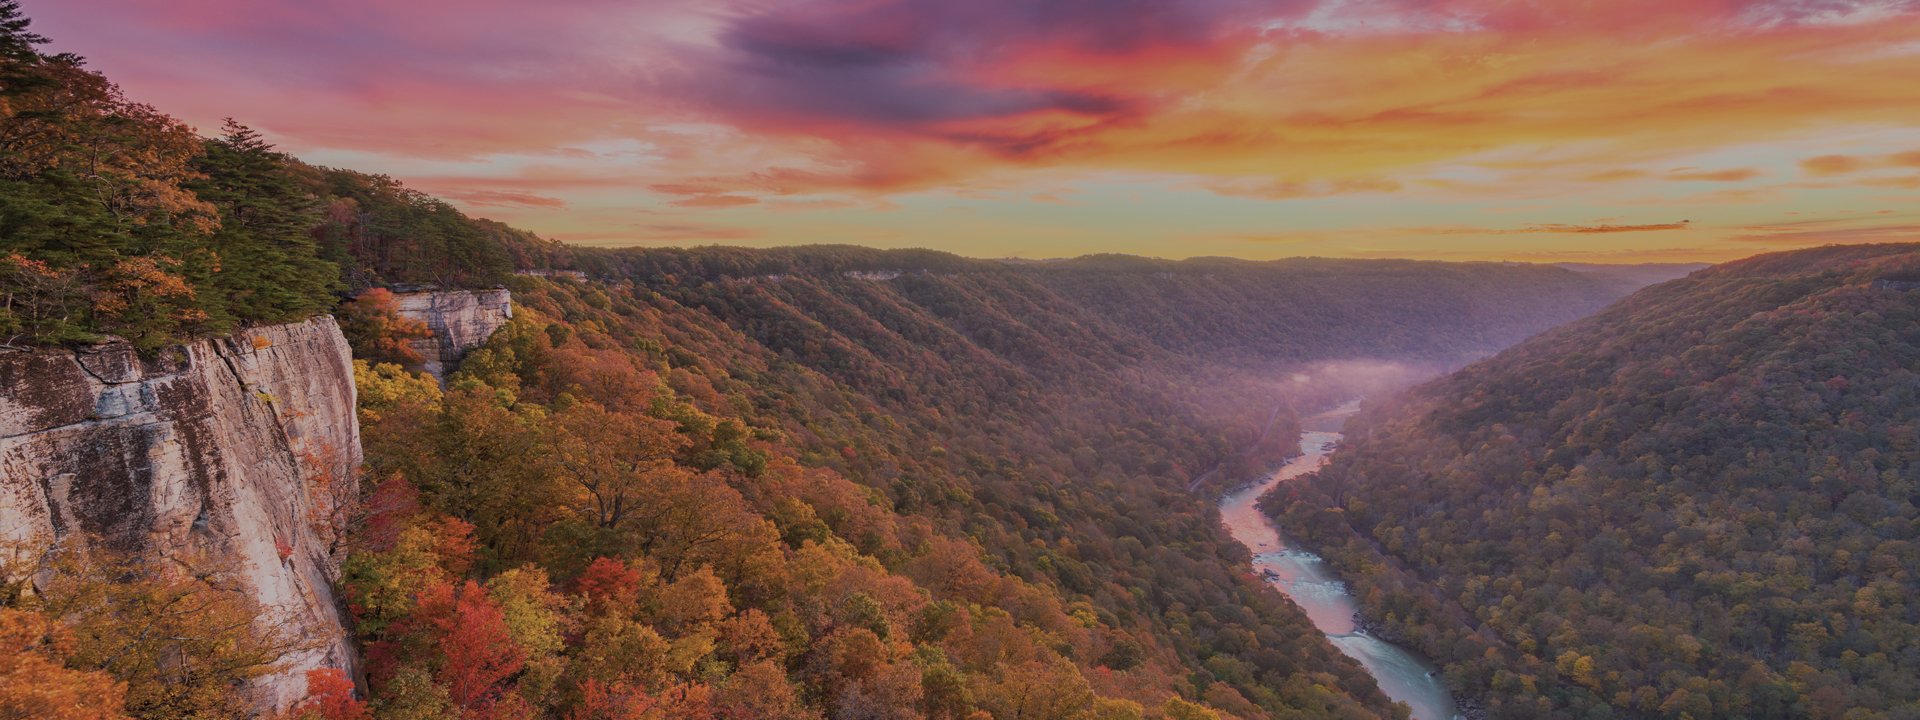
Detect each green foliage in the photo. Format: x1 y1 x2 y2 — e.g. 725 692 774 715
1278 244 1920 719
184 119 342 326
313 169 512 289
0 23 341 349
0 6 550 351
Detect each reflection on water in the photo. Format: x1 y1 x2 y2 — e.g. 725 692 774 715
1218 402 1460 720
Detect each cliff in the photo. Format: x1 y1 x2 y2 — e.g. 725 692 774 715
0 316 361 711
392 288 513 379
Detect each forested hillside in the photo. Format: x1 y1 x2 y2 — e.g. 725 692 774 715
1274 243 1920 719
319 246 1626 719
2 4 1643 718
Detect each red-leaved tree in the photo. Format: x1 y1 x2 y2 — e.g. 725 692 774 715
412 580 526 714
293 668 369 720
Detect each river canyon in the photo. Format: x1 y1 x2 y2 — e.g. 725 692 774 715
1219 401 1461 720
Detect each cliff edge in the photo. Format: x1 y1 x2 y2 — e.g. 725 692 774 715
0 316 362 711
392 288 513 379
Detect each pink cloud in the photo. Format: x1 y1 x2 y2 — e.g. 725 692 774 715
25 0 1920 253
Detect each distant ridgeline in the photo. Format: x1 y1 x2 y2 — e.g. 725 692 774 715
1272 243 1920 719
2 4 1671 719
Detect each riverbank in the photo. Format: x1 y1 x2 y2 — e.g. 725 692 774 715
1217 401 1460 720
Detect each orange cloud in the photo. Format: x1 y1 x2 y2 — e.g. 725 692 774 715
1799 149 1920 177
1863 176 1920 189
1206 177 1405 200
434 189 568 209
1802 154 1867 175
1729 222 1920 243
670 195 761 209
1667 168 1762 182
1584 169 1649 182
1426 222 1692 235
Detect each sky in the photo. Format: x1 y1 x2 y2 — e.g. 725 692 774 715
34 0 1920 262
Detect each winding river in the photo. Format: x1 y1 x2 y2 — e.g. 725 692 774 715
1218 401 1460 720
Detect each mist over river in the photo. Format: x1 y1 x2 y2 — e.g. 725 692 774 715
1218 401 1460 720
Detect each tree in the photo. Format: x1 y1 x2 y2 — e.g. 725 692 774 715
971 658 1096 720
714 661 816 720
292 668 370 720
0 607 130 720
717 609 786 665
185 119 340 328
571 679 714 720
551 401 686 531
1161 697 1223 720
24 548 294 720
416 580 527 714
657 566 731 634
341 289 433 367
575 557 647 618
0 0 48 64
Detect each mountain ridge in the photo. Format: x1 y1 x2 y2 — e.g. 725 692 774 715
1272 242 1920 719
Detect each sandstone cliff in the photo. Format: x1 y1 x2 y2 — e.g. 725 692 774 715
392 288 513 379
0 316 361 711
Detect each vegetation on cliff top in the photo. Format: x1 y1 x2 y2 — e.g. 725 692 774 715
0 0 534 350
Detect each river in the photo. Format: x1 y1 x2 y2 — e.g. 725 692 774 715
1217 401 1460 720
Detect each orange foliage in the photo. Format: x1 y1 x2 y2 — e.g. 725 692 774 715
412 580 527 714
341 288 432 367
572 679 715 720
292 668 369 720
0 608 130 720
576 557 643 617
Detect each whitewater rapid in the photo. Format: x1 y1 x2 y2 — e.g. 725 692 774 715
1217 401 1460 720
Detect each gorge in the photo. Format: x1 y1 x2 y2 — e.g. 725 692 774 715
0 12 1725 713
1220 401 1457 720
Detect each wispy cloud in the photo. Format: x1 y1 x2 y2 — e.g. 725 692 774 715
1667 168 1762 182
1798 149 1920 176
1426 222 1693 235
28 0 1920 257
435 189 568 209
1729 221 1920 243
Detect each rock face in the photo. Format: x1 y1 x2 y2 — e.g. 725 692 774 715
0 316 361 711
392 288 513 379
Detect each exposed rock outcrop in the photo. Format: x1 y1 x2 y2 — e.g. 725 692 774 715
0 316 361 711
392 288 513 379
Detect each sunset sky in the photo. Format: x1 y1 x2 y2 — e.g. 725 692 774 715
37 0 1920 262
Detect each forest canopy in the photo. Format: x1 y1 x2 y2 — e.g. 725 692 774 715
1273 243 1920 719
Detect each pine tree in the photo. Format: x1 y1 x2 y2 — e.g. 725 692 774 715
185 118 341 329
0 0 47 65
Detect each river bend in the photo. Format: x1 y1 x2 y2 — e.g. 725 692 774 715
1217 402 1460 720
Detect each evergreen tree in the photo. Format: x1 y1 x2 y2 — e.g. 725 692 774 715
0 0 47 65
184 119 340 328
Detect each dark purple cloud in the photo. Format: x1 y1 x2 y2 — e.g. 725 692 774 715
688 0 1289 133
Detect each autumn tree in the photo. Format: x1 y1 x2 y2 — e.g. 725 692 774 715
17 547 294 720
0 606 130 720
290 668 370 720
340 289 433 367
550 400 687 531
